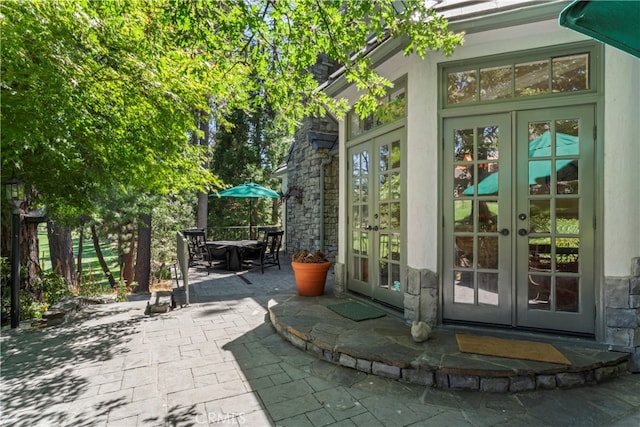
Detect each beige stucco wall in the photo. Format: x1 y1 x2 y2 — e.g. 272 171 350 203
602 48 640 276
337 18 639 282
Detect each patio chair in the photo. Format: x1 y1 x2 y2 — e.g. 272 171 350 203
182 228 208 267
240 241 267 273
263 230 284 270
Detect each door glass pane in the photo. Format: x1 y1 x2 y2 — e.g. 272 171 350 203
391 264 401 292
530 160 551 194
379 203 389 229
391 234 400 261
455 236 474 267
529 237 552 271
556 277 579 312
379 260 388 288
480 65 512 100
352 231 360 253
392 141 401 168
552 54 589 92
478 273 499 305
478 126 499 160
360 232 369 255
391 172 400 199
478 236 498 269
380 144 389 171
379 174 388 200
390 202 400 229
528 274 551 309
530 199 550 233
479 200 498 232
448 70 477 104
454 271 474 303
379 234 389 259
454 200 473 231
557 160 578 194
454 129 474 162
556 199 579 234
360 258 369 283
556 237 579 273
515 60 549 97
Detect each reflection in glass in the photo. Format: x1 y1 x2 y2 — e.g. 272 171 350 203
556 199 579 234
556 119 580 139
528 274 551 310
478 237 498 269
361 177 369 202
479 201 498 232
454 129 474 162
557 160 579 194
360 232 368 255
448 70 477 104
552 54 588 93
392 264 401 292
480 65 512 100
454 200 473 231
454 272 474 304
392 141 401 168
455 236 474 268
379 175 388 201
353 178 360 203
529 199 551 233
380 144 389 172
360 258 369 283
529 237 552 271
477 126 499 160
352 231 360 254
556 277 579 312
391 172 400 199
379 261 389 288
478 273 499 305
391 234 401 261
379 204 389 230
556 237 579 273
390 202 400 229
530 160 551 194
379 234 389 259
515 60 549 96
454 164 474 197
353 208 360 228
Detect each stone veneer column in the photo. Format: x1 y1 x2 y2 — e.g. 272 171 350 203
604 257 640 372
404 266 439 325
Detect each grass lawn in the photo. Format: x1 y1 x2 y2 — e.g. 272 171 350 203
38 225 121 289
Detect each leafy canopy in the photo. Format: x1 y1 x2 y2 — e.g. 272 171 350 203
1 0 462 219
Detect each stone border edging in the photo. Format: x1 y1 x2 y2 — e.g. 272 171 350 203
268 305 630 392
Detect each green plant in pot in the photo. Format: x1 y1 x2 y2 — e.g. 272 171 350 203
291 250 331 296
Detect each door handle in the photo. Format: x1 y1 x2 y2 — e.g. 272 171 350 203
365 225 372 231
372 225 379 231
499 228 510 236
518 228 528 236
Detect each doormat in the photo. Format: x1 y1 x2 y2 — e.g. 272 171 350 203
327 301 386 322
456 334 572 365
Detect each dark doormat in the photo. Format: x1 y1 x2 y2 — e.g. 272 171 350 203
327 301 386 321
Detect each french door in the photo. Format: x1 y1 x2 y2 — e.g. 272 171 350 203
347 128 404 309
443 105 595 334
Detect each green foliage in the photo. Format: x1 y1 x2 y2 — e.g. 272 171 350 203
1 0 462 222
116 281 130 303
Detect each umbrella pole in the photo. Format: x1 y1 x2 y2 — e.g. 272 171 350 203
249 199 252 240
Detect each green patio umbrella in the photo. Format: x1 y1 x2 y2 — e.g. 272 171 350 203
210 182 281 238
559 1 640 59
463 132 578 196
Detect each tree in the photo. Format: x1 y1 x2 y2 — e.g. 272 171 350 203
1 0 462 286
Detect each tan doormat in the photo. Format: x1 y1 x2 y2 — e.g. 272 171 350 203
456 334 572 365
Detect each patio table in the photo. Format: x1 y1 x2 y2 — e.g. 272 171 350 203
206 240 263 270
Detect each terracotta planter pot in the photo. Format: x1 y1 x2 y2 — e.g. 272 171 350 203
291 261 331 296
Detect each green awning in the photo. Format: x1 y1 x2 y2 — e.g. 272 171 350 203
559 1 640 59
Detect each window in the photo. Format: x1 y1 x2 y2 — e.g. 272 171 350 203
348 78 407 140
446 51 591 107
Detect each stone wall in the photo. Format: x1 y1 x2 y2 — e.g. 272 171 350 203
604 257 640 371
284 55 339 260
405 267 438 325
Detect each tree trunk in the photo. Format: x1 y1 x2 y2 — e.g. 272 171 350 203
195 110 210 231
120 222 136 286
90 224 117 288
47 220 75 287
197 192 208 231
76 224 84 282
23 220 42 291
134 213 151 293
